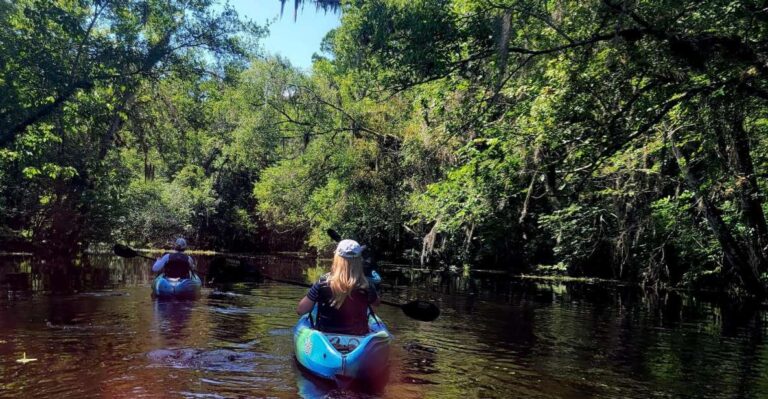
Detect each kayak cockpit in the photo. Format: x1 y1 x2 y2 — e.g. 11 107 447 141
326 334 361 353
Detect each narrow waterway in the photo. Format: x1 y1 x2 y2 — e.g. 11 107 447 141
1 254 767 398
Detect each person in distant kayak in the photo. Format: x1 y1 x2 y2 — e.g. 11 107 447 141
357 244 383 290
152 238 196 279
297 239 380 335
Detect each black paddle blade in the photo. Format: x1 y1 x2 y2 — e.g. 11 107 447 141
326 228 342 242
113 244 138 258
401 300 440 322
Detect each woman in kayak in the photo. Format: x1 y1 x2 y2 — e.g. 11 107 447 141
152 237 196 278
297 239 380 335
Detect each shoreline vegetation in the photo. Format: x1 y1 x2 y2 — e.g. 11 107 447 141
3 1 768 297
4 249 767 303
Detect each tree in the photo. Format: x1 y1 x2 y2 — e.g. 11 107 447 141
296 0 768 294
0 0 261 255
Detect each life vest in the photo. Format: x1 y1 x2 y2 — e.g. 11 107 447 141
164 252 193 278
314 278 373 335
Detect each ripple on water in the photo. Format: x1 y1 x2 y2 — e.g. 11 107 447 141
268 328 292 336
208 306 250 315
217 339 260 349
146 348 267 372
208 290 247 298
77 290 130 297
177 392 227 399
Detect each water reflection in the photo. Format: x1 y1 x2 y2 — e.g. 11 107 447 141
294 363 339 398
207 287 253 345
294 360 392 399
153 300 195 343
2 254 768 398
0 254 153 295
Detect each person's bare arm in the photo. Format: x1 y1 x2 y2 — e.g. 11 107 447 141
297 296 315 315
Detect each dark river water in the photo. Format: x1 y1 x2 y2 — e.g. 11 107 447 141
1 254 768 398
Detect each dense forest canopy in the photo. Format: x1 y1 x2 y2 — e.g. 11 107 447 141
2 0 768 295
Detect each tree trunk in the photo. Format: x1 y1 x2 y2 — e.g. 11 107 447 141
496 9 512 91
668 130 766 296
728 114 768 279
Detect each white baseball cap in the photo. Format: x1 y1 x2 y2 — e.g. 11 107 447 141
335 239 363 258
175 237 188 250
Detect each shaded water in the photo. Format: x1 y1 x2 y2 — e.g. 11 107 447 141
1 254 768 398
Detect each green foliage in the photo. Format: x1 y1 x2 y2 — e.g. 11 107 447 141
119 180 187 245
304 264 328 285
0 0 260 254
5 0 768 295
539 204 609 271
648 193 722 286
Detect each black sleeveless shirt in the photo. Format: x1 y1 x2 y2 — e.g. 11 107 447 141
164 252 193 278
306 274 378 335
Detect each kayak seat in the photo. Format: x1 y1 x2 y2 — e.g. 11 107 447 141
325 334 362 354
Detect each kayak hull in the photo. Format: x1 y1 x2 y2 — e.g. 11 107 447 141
152 274 202 299
293 312 392 387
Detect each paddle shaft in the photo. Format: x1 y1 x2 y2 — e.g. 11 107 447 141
265 276 404 310
114 244 159 261
116 243 438 320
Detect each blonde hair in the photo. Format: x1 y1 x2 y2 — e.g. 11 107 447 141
328 254 369 308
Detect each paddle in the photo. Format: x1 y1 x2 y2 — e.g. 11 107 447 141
113 243 156 260
114 244 202 281
114 242 441 321
324 228 441 322
265 276 440 322
326 228 342 242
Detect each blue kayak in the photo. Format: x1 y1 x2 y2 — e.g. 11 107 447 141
293 311 392 387
152 273 202 299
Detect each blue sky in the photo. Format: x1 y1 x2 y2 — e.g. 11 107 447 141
229 0 342 71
